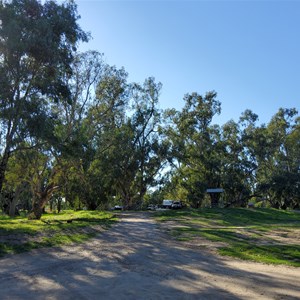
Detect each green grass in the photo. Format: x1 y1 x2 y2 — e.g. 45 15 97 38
219 244 300 266
0 210 117 257
154 208 300 267
156 207 300 227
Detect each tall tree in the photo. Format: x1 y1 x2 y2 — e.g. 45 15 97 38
0 0 88 194
51 51 105 210
256 108 300 209
221 116 256 207
1 152 29 217
165 91 223 207
93 77 167 209
129 78 167 208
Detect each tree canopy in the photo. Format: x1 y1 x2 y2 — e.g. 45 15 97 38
0 0 299 219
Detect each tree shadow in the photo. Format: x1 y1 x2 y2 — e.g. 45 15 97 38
0 212 299 299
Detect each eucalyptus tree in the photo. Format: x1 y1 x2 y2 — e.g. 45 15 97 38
222 108 300 209
165 91 223 207
52 50 106 210
220 116 257 207
70 64 130 209
1 152 29 217
0 0 88 194
256 108 300 209
93 77 168 209
0 140 60 219
27 149 61 219
128 77 168 208
0 47 105 217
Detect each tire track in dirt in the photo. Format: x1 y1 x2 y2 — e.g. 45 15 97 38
0 212 299 300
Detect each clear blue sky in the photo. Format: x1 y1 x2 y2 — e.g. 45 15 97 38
75 0 300 126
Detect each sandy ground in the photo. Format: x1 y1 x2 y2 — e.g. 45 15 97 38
0 212 299 300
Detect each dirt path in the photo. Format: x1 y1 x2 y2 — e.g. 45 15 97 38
0 212 299 300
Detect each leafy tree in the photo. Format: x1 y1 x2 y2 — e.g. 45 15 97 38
220 108 299 209
1 152 30 217
0 0 88 194
51 50 106 210
27 150 60 220
10 49 104 219
220 112 259 207
128 78 167 208
165 91 223 207
75 65 130 209
256 108 300 209
93 77 168 209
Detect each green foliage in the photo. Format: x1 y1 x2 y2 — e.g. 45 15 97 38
0 0 298 217
90 76 169 210
0 0 88 217
163 91 224 207
163 104 299 209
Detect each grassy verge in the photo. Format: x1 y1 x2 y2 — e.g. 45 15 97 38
154 208 300 267
0 210 117 257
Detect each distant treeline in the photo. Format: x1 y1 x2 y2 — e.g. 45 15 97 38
0 0 299 219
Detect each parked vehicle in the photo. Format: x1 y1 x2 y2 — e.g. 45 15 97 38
147 204 156 210
113 205 123 210
162 200 173 209
171 201 182 209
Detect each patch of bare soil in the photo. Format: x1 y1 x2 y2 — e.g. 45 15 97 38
160 220 228 251
261 228 300 245
0 212 299 300
0 225 105 245
161 218 300 248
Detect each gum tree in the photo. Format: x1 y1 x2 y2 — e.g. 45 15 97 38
0 0 88 195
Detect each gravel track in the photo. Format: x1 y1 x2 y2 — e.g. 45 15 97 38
0 212 299 299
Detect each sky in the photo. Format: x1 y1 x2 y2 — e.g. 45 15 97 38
75 0 300 126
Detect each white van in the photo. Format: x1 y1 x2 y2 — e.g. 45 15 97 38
162 200 173 209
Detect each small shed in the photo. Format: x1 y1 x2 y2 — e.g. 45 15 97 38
206 188 224 208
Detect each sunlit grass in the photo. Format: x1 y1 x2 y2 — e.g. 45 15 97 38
156 208 300 227
219 244 300 267
0 210 117 257
154 208 300 267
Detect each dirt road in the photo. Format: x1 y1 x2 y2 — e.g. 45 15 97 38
0 212 299 299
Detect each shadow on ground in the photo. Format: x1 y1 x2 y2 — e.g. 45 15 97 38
0 212 299 299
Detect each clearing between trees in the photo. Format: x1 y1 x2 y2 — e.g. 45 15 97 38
0 211 299 299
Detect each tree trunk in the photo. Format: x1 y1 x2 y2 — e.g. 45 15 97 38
209 193 221 208
49 199 53 212
281 203 287 210
28 197 46 220
57 198 62 213
9 184 24 217
122 192 132 210
28 186 59 220
0 149 10 194
293 203 300 209
135 185 147 210
87 202 97 210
